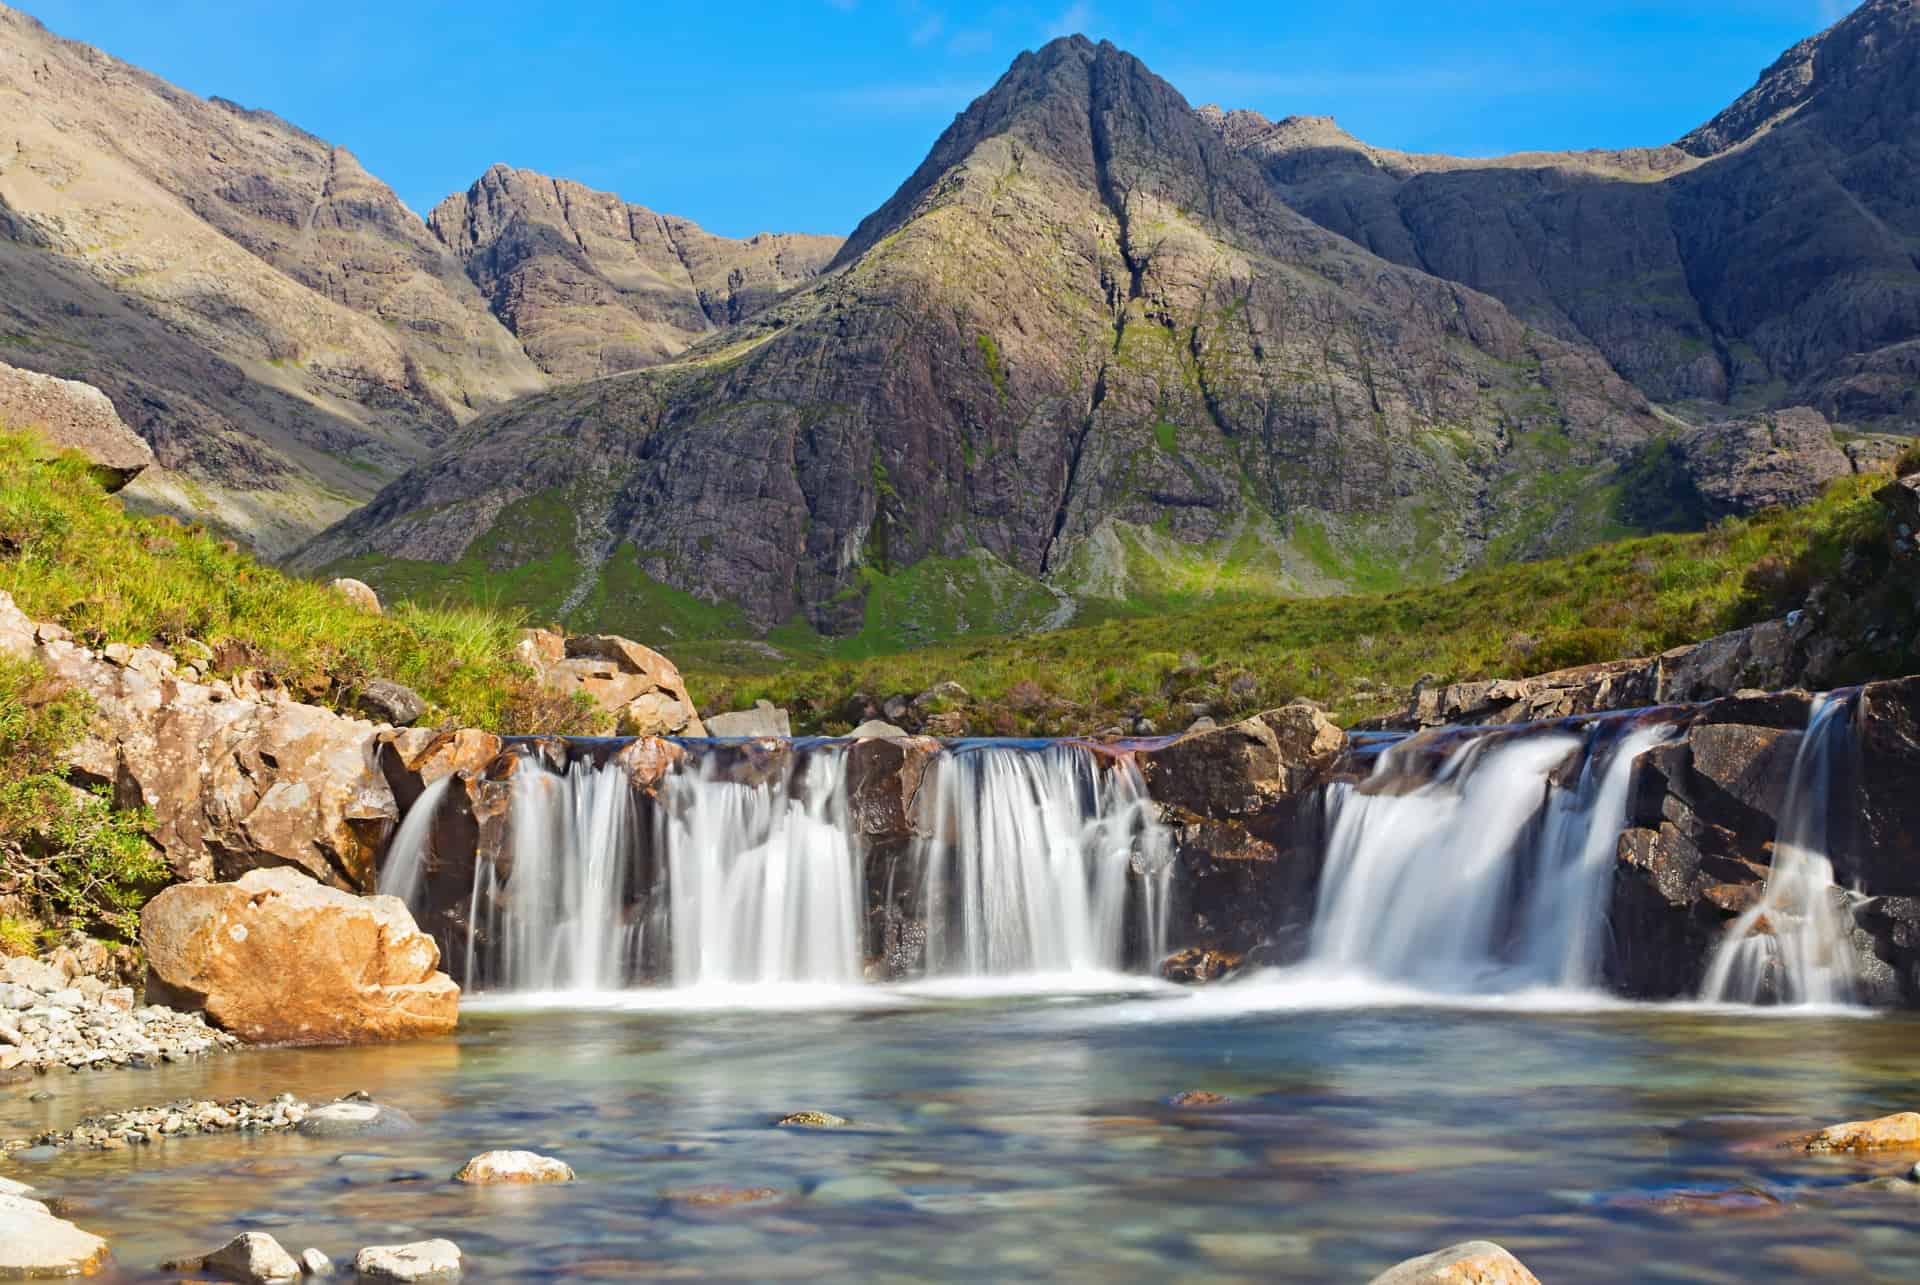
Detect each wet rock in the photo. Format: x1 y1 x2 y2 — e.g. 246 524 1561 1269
6 1094 306 1153
775 1110 850 1129
352 1239 462 1281
664 1185 787 1207
1166 1091 1230 1108
1367 1240 1541 1284
300 1247 333 1276
1141 706 1345 819
355 680 426 728
0 360 154 490
326 578 382 615
294 1100 420 1140
453 1150 575 1184
1160 948 1243 984
0 1191 111 1277
142 868 459 1045
1801 1111 1920 1152
704 701 792 738
201 1230 302 1283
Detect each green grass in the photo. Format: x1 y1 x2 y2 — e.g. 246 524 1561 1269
0 430 597 733
692 475 1899 735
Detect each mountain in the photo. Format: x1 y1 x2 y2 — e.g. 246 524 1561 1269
429 166 841 382
301 36 1661 646
1209 0 1920 426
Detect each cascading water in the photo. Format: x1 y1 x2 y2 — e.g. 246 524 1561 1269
1700 693 1859 1007
913 744 1171 977
660 750 863 988
1309 720 1673 991
375 774 451 910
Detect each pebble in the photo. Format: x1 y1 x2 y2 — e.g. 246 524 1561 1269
0 961 237 1075
0 1093 403 1154
200 1230 302 1283
453 1149 575 1185
353 1238 463 1281
775 1110 850 1129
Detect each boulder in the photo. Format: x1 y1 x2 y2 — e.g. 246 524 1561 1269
295 1099 420 1139
326 578 382 615
1801 1111 1920 1152
1676 407 1851 518
1140 706 1345 818
352 1240 462 1282
0 591 397 889
849 719 909 739
703 700 791 738
141 868 459 1044
200 1230 302 1283
1367 1240 1541 1285
0 1192 110 1278
453 1150 575 1184
1877 473 1920 532
513 631 704 736
0 360 152 490
355 679 426 727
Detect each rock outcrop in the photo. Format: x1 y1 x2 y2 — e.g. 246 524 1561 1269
0 360 153 489
1674 407 1851 519
304 36 1660 639
705 700 793 738
0 590 397 887
1216 0 1920 425
141 867 459 1044
430 165 841 381
514 629 704 736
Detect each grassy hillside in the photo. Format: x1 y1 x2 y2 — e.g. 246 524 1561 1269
691 473 1910 735
0 431 595 734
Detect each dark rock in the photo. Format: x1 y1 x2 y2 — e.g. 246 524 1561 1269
1141 707 1345 818
355 679 426 727
1675 408 1851 518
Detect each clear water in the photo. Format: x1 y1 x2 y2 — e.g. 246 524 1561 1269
11 983 1920 1282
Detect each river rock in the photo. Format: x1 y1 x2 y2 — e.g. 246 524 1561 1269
775 1110 850 1129
352 1239 462 1281
453 1150 574 1184
1802 1111 1920 1152
1141 705 1345 818
704 700 792 738
0 1192 110 1277
326 578 382 615
294 1099 419 1139
1367 1240 1541 1284
0 360 153 490
142 868 459 1044
300 1248 333 1276
201 1230 302 1283
849 719 910 739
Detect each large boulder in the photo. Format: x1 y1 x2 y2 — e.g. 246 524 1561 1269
141 868 459 1044
0 360 153 490
513 628 704 736
704 700 792 738
0 592 396 888
0 1191 110 1278
1140 706 1345 818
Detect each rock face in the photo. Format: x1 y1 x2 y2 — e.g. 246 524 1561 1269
0 1191 110 1278
1674 407 1851 518
430 165 841 381
0 360 153 489
0 590 397 887
304 35 1659 638
140 868 459 1044
1367 1240 1541 1285
1216 0 1920 425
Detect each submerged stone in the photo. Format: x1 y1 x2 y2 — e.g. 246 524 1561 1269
775 1110 850 1129
453 1150 575 1185
1802 1111 1920 1152
352 1239 462 1281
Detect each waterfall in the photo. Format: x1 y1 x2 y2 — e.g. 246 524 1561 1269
914 744 1170 977
376 774 451 909
1309 720 1673 991
660 750 863 988
1700 694 1859 1007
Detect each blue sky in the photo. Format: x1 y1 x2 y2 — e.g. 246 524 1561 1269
20 1 1849 240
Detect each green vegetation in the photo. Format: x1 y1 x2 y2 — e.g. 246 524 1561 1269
0 431 596 734
693 476 1894 735
0 655 163 945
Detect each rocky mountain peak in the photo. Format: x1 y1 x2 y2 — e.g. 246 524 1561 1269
1678 0 1915 155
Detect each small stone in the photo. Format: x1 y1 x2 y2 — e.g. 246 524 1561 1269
1802 1111 1920 1153
775 1110 850 1129
352 1239 461 1281
299 1247 333 1276
1368 1241 1540 1285
327 578 382 615
1167 1091 1231 1108
202 1230 302 1282
664 1185 786 1207
452 1150 575 1185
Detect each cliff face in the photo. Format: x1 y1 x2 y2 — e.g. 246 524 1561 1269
429 166 841 382
1212 0 1920 424
303 37 1659 640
